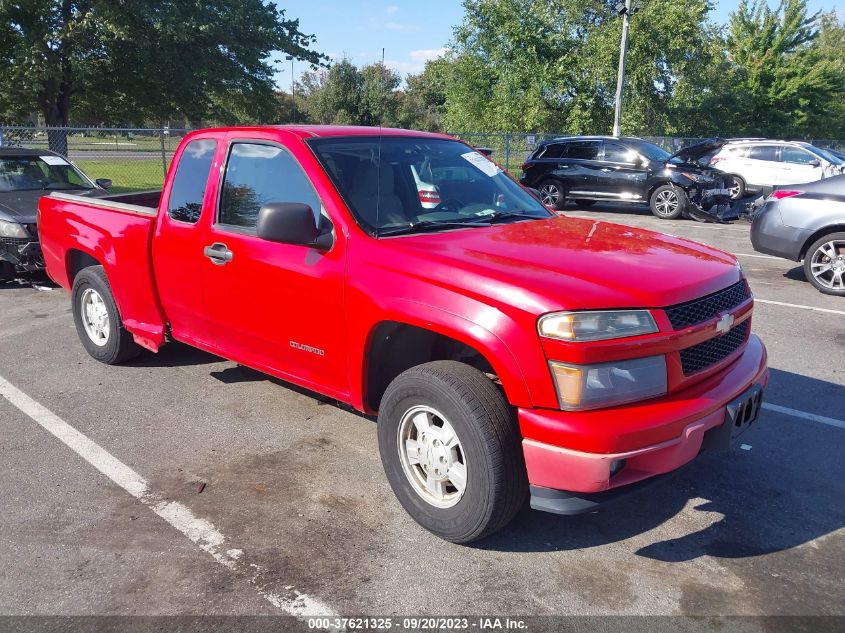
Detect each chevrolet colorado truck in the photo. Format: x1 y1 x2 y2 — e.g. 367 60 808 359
38 126 768 543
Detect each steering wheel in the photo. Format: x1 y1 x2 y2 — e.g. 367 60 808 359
436 198 467 212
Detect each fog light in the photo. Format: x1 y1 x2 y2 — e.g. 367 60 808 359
609 458 627 477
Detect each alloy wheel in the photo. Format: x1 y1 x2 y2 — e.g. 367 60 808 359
540 184 561 206
397 405 468 509
809 240 845 290
654 189 680 216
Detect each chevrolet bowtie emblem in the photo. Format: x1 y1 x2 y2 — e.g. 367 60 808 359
715 313 735 334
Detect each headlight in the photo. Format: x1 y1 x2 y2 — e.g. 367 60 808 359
549 355 667 411
538 310 658 342
0 219 30 239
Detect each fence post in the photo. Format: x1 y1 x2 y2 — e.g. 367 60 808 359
504 134 511 174
159 129 168 180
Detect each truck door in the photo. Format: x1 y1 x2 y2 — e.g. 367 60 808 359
556 140 603 197
152 137 221 346
199 137 348 399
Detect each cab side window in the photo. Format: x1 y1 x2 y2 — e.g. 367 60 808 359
603 143 635 163
168 139 217 223
218 143 321 229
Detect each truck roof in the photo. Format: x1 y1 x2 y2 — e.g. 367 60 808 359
192 125 453 140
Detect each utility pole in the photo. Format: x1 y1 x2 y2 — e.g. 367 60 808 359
286 55 295 123
612 0 633 137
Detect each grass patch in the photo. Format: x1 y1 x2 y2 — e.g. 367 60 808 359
75 159 167 194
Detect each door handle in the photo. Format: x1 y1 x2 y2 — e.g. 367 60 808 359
601 168 612 172
203 242 233 265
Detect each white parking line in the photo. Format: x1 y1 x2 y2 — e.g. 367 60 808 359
755 299 845 316
0 374 335 617
762 403 845 430
734 253 779 260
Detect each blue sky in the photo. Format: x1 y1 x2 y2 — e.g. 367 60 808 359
271 0 839 88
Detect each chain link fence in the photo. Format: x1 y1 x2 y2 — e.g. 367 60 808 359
0 126 190 193
2 126 843 190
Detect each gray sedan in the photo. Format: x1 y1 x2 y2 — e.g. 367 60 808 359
751 174 845 295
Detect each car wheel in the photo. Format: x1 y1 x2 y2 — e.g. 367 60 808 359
538 179 566 210
728 175 746 200
377 361 528 544
72 265 142 364
0 261 15 283
573 199 597 207
803 232 845 296
649 185 687 219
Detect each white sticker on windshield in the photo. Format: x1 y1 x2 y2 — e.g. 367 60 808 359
40 155 69 166
461 151 500 177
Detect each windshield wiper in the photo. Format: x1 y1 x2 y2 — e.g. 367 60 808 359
376 219 493 237
482 210 540 223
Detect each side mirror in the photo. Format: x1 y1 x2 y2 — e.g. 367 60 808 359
257 202 330 248
809 159 821 168
95 178 113 189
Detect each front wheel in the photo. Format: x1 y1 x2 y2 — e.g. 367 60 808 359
377 361 527 543
728 175 746 200
803 232 845 296
649 184 687 219
72 266 142 364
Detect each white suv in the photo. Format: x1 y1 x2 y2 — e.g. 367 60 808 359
709 140 843 199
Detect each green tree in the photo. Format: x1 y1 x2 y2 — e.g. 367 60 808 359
398 57 450 131
0 1 326 150
724 0 842 137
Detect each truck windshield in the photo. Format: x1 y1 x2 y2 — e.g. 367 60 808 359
308 136 551 235
0 156 94 192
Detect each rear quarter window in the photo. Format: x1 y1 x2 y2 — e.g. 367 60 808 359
167 139 218 223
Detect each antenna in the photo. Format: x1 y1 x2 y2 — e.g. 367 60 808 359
374 47 385 237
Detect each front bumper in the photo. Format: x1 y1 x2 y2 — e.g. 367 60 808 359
520 334 768 510
0 238 44 271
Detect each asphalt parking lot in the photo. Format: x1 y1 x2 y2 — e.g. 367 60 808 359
1 203 843 622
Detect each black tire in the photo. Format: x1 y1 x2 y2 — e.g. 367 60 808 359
803 232 845 296
728 175 746 200
573 199 597 207
0 261 15 283
649 184 687 219
71 266 142 364
377 361 528 544
538 179 566 210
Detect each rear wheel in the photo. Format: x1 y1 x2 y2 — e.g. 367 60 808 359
377 361 527 544
803 232 845 296
538 179 566 210
728 175 746 200
72 266 142 364
649 185 687 219
573 199 597 208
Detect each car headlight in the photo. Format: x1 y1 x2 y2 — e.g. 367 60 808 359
549 355 668 411
0 219 30 239
538 310 658 342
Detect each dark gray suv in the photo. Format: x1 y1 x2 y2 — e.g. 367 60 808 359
750 174 845 295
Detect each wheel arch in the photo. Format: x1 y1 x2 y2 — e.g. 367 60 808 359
800 225 845 260
360 317 531 415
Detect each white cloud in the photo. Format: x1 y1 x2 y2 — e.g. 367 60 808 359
408 48 447 62
383 21 419 31
386 4 400 14
385 59 424 74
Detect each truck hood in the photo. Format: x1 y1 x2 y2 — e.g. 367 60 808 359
0 188 105 224
382 216 741 313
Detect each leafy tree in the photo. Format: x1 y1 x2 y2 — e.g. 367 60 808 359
399 57 450 131
724 0 840 137
0 0 326 151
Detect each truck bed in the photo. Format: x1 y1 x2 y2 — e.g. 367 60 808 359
38 191 168 351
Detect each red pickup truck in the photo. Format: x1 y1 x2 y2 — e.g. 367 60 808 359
38 126 768 543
